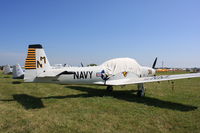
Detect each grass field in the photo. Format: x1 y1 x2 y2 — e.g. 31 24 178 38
0 71 200 133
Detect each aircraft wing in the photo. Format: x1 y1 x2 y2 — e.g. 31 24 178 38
98 73 200 86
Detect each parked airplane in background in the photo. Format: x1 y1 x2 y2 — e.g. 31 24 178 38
24 44 200 97
13 64 24 79
3 65 13 75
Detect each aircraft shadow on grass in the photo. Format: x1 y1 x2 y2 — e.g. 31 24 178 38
0 86 198 111
0 94 45 109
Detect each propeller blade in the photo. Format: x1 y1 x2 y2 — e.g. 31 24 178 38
152 57 158 69
81 62 84 67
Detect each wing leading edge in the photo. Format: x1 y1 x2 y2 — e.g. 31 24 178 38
103 73 200 86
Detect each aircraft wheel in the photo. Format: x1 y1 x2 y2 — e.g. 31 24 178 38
106 86 113 92
137 89 145 97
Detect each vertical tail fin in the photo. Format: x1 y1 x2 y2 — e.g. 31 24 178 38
24 44 51 82
13 64 24 79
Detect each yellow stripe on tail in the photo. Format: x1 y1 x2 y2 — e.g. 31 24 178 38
25 48 36 69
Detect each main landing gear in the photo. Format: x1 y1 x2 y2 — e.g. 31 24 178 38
137 83 146 97
106 84 146 97
106 85 113 92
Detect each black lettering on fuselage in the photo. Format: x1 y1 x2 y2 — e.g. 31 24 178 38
83 71 88 79
74 72 79 79
88 71 93 79
73 71 93 79
80 72 84 79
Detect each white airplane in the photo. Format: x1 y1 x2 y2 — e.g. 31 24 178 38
3 64 13 75
12 64 24 79
24 44 200 97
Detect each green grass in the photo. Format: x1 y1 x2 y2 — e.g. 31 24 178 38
0 71 200 133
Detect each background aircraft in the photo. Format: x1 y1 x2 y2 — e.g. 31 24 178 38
12 64 24 79
24 44 200 97
3 64 13 75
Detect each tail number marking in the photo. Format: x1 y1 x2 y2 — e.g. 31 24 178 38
37 56 46 68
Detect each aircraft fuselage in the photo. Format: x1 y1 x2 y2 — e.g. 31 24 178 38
32 66 155 85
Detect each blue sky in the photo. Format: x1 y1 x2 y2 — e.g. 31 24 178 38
0 0 199 67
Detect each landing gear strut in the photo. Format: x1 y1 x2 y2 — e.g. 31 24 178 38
106 86 113 92
137 83 145 97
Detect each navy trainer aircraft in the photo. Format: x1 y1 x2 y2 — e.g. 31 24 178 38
24 44 200 97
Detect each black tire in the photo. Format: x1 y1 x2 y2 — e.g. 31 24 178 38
106 86 113 92
137 90 145 97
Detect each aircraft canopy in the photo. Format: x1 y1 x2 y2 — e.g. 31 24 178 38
101 58 141 75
